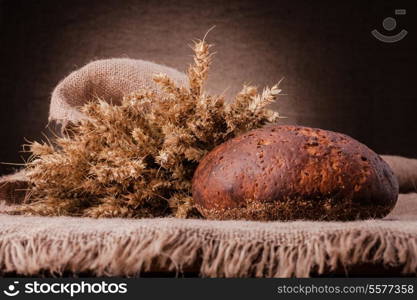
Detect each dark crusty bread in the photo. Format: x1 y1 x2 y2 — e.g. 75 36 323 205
192 125 398 221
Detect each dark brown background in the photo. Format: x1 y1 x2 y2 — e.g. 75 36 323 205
0 0 416 175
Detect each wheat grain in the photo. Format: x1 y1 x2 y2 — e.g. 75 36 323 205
16 37 282 218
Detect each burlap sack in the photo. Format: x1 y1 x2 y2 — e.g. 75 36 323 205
50 58 188 125
0 170 27 205
381 155 417 193
1 59 417 277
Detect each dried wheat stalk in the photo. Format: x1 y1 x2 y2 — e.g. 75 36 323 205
15 38 282 218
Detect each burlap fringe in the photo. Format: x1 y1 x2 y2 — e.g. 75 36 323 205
1 221 416 277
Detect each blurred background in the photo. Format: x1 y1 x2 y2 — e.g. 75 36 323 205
0 0 416 175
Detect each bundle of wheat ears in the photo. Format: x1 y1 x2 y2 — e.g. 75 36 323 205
16 38 281 218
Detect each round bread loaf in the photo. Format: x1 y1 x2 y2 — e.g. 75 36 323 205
192 125 398 221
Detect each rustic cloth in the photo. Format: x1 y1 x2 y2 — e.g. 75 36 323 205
1 58 188 203
1 59 417 277
0 193 417 277
49 58 188 125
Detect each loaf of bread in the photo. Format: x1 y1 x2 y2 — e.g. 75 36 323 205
192 125 398 221
0 170 28 205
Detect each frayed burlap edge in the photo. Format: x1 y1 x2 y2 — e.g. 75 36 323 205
1 215 416 277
